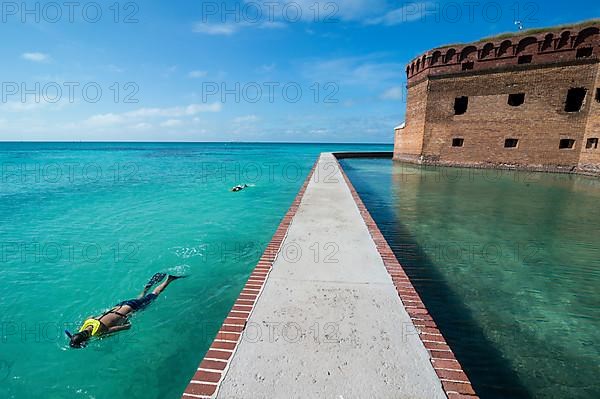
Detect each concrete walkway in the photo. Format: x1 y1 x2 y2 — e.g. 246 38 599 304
215 153 446 398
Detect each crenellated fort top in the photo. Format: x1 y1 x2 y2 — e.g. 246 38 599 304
406 20 600 84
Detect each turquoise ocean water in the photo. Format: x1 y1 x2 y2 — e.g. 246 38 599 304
341 158 600 399
0 142 390 399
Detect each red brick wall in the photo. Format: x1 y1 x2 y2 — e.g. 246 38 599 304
579 68 600 173
393 80 428 162
406 24 600 84
421 63 597 171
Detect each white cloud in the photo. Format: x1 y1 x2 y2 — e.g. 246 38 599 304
193 21 241 35
189 0 436 40
193 20 288 35
160 119 183 127
229 115 263 135
85 113 124 127
131 122 152 130
252 0 387 22
188 70 208 78
124 103 222 119
259 21 287 29
193 1 433 34
81 102 222 129
366 2 436 25
162 65 178 78
106 64 124 73
257 63 276 73
22 52 50 62
380 86 405 101
304 54 405 88
309 128 330 135
0 98 72 113
0 101 45 112
233 115 260 124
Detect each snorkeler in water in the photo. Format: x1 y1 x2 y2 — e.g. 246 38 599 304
66 273 185 348
231 184 249 192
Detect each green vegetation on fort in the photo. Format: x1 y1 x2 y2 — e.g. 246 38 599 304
435 18 600 50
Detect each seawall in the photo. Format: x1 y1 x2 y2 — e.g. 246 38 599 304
181 153 477 399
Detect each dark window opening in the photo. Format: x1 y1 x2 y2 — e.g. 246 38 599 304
462 62 474 70
541 34 554 51
444 49 456 63
559 139 575 149
596 88 600 102
586 138 599 149
518 55 533 64
504 138 519 148
564 88 587 112
576 47 593 58
558 32 570 49
454 96 468 115
452 138 464 147
508 93 525 106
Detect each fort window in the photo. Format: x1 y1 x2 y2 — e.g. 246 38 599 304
454 96 468 115
462 62 474 70
504 138 519 148
564 88 587 112
498 40 512 56
480 43 494 59
518 55 533 64
596 88 600 102
541 34 554 51
574 27 600 47
559 139 575 149
444 49 456 63
517 37 538 54
460 46 477 62
576 47 593 58
452 138 464 147
557 31 571 49
508 93 525 106
586 138 599 149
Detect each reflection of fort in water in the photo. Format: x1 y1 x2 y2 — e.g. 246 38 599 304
379 158 600 399
389 160 600 280
391 161 600 197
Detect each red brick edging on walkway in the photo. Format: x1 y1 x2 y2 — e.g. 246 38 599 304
181 162 317 399
334 156 479 399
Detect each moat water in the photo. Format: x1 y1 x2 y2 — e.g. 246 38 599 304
340 158 600 399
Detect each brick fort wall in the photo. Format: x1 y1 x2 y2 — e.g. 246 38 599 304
394 22 600 175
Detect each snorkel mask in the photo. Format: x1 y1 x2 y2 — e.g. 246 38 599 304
65 329 90 349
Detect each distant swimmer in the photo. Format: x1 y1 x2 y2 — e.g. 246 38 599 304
65 273 185 348
231 184 248 192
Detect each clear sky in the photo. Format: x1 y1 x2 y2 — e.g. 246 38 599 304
0 0 597 142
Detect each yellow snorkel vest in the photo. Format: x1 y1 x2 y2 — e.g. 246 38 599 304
79 319 102 336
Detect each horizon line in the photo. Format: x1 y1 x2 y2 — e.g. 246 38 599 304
0 140 393 145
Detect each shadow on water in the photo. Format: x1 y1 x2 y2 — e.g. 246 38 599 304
342 161 532 399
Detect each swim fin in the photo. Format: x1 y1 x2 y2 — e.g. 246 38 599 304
143 272 167 294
